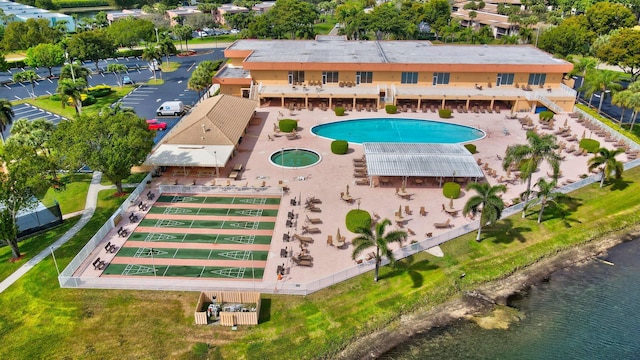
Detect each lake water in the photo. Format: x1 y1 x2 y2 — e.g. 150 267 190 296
382 239 640 359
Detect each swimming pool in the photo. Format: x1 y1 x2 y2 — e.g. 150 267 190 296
310 118 485 144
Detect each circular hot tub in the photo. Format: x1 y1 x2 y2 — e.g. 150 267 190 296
270 148 322 169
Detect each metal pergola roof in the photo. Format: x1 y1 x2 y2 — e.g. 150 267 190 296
363 143 485 178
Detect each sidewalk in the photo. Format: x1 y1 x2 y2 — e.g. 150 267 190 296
0 172 108 293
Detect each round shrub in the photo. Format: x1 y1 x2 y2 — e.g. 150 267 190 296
334 107 345 116
278 119 298 133
443 182 461 199
50 94 61 101
331 140 349 155
464 143 477 154
346 209 372 233
438 108 452 118
579 138 600 153
81 94 97 106
539 110 554 121
385 104 397 114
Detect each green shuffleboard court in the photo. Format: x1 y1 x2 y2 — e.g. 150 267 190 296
157 195 281 205
128 232 273 244
103 263 266 279
138 218 275 230
149 206 279 217
116 247 269 261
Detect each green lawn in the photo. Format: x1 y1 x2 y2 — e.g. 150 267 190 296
1 168 640 359
23 86 136 119
38 173 93 214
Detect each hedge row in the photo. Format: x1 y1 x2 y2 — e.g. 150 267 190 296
53 0 109 8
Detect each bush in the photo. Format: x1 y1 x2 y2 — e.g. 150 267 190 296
464 144 477 154
335 107 345 116
579 138 600 153
385 105 397 114
438 108 452 118
81 94 96 106
539 110 554 121
443 182 461 199
87 85 112 98
278 119 298 133
331 140 349 155
345 209 371 233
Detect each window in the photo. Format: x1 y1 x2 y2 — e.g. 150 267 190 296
432 72 450 86
288 71 305 84
496 73 514 86
528 73 546 86
356 71 373 84
401 72 419 84
322 71 339 83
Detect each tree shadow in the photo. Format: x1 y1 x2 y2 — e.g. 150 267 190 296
258 298 271 324
610 178 632 191
488 219 530 244
381 255 437 288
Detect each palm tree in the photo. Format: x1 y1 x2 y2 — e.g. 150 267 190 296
351 219 407 282
142 45 162 81
13 70 39 99
502 131 561 218
0 98 14 143
588 147 625 188
463 182 507 241
56 78 87 116
580 69 624 114
532 177 562 223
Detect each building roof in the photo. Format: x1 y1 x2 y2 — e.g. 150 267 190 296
227 38 570 67
144 95 259 168
363 143 485 178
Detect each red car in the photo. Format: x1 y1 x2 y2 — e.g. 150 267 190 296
146 119 167 131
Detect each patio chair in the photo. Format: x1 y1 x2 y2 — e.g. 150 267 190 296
434 219 452 229
306 215 322 224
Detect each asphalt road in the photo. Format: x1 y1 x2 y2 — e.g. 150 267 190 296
0 47 224 142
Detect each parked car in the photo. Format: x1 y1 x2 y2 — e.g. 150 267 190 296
123 75 134 85
146 119 167 131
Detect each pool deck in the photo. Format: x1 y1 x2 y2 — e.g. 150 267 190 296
93 106 636 287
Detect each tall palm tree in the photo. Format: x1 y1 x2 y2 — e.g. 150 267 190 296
580 69 624 114
532 177 562 223
142 45 162 81
351 219 407 282
502 131 561 218
0 98 14 143
56 78 87 116
463 182 507 241
588 147 625 188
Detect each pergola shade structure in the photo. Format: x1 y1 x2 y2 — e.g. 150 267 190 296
363 143 485 181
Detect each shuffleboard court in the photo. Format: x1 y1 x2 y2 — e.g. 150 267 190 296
148 206 279 217
138 219 276 230
127 232 273 244
103 263 266 279
116 247 269 261
157 195 281 205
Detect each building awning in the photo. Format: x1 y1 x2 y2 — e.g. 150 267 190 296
143 144 234 168
363 143 484 178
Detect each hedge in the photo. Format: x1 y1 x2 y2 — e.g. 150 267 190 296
464 143 477 154
53 0 109 8
442 182 461 199
385 105 397 114
539 110 554 121
579 138 600 153
331 140 348 155
278 119 298 133
345 209 371 233
438 108 452 118
335 107 345 116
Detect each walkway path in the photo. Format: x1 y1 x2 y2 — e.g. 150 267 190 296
0 172 108 293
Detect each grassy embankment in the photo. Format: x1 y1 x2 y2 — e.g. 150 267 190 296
1 162 639 359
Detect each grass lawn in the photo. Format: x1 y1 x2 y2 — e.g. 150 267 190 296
2 168 640 359
23 86 136 119
0 216 80 282
38 173 93 214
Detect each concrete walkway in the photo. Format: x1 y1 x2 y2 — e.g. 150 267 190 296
0 171 108 293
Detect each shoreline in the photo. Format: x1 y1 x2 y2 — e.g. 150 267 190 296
336 224 640 360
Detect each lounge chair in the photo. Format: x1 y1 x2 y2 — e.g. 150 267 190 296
434 219 452 229
302 225 321 234
305 215 322 224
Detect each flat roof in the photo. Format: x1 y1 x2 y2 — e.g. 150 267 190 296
228 38 570 66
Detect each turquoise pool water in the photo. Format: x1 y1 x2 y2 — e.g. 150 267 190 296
270 148 321 168
310 118 485 144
